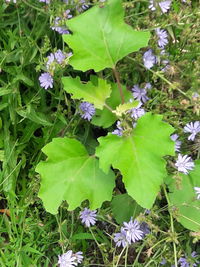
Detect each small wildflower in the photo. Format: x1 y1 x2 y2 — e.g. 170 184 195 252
112 121 123 137
39 0 50 3
114 229 128 248
6 0 17 3
55 50 66 64
160 258 167 265
148 0 156 11
58 250 77 267
192 92 199 100
51 17 70 35
143 49 157 69
80 208 97 227
64 9 73 19
149 0 171 13
46 53 55 71
178 251 199 267
155 28 168 48
39 72 53 89
79 102 95 121
194 187 200 200
130 102 145 120
140 222 150 235
184 121 200 141
144 82 152 90
170 134 182 152
74 251 83 264
159 1 172 13
175 154 194 175
122 218 144 244
131 84 149 103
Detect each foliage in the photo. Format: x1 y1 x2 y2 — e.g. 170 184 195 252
168 161 200 232
36 137 115 213
63 0 150 71
96 113 175 208
0 0 200 266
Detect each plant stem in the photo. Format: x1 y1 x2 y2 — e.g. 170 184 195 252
163 185 178 267
115 246 127 267
113 68 125 104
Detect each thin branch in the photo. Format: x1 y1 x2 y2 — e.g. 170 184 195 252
113 68 125 104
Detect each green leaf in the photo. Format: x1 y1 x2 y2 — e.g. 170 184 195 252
96 113 175 209
111 194 143 224
62 76 111 109
36 138 115 214
63 0 150 71
91 83 132 128
168 161 200 231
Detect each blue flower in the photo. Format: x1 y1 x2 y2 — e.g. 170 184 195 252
131 84 149 103
155 28 168 48
58 250 83 267
175 154 194 174
194 187 200 200
143 49 157 69
184 121 200 141
39 72 53 89
178 251 199 267
79 208 97 227
79 102 95 121
170 134 182 152
122 218 144 244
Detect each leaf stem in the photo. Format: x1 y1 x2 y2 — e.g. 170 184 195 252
113 68 125 104
163 185 178 267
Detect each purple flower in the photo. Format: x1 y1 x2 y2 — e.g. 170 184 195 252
112 121 123 137
160 258 167 265
132 84 149 103
79 102 95 121
79 208 97 227
192 92 199 99
159 1 172 13
55 50 66 64
140 222 150 235
51 17 70 35
178 251 199 267
64 9 73 19
175 154 194 174
130 102 145 120
149 0 172 13
114 229 128 248
74 251 83 264
149 0 156 11
46 53 55 71
39 72 53 89
122 218 144 244
144 82 152 90
143 49 157 69
194 187 200 200
6 0 17 3
155 28 168 48
114 218 144 248
77 0 89 12
58 250 77 267
39 0 50 3
170 134 182 152
58 250 83 267
184 121 200 141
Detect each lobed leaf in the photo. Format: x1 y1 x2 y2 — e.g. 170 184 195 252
96 113 175 209
36 137 115 214
63 0 150 71
62 76 111 109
